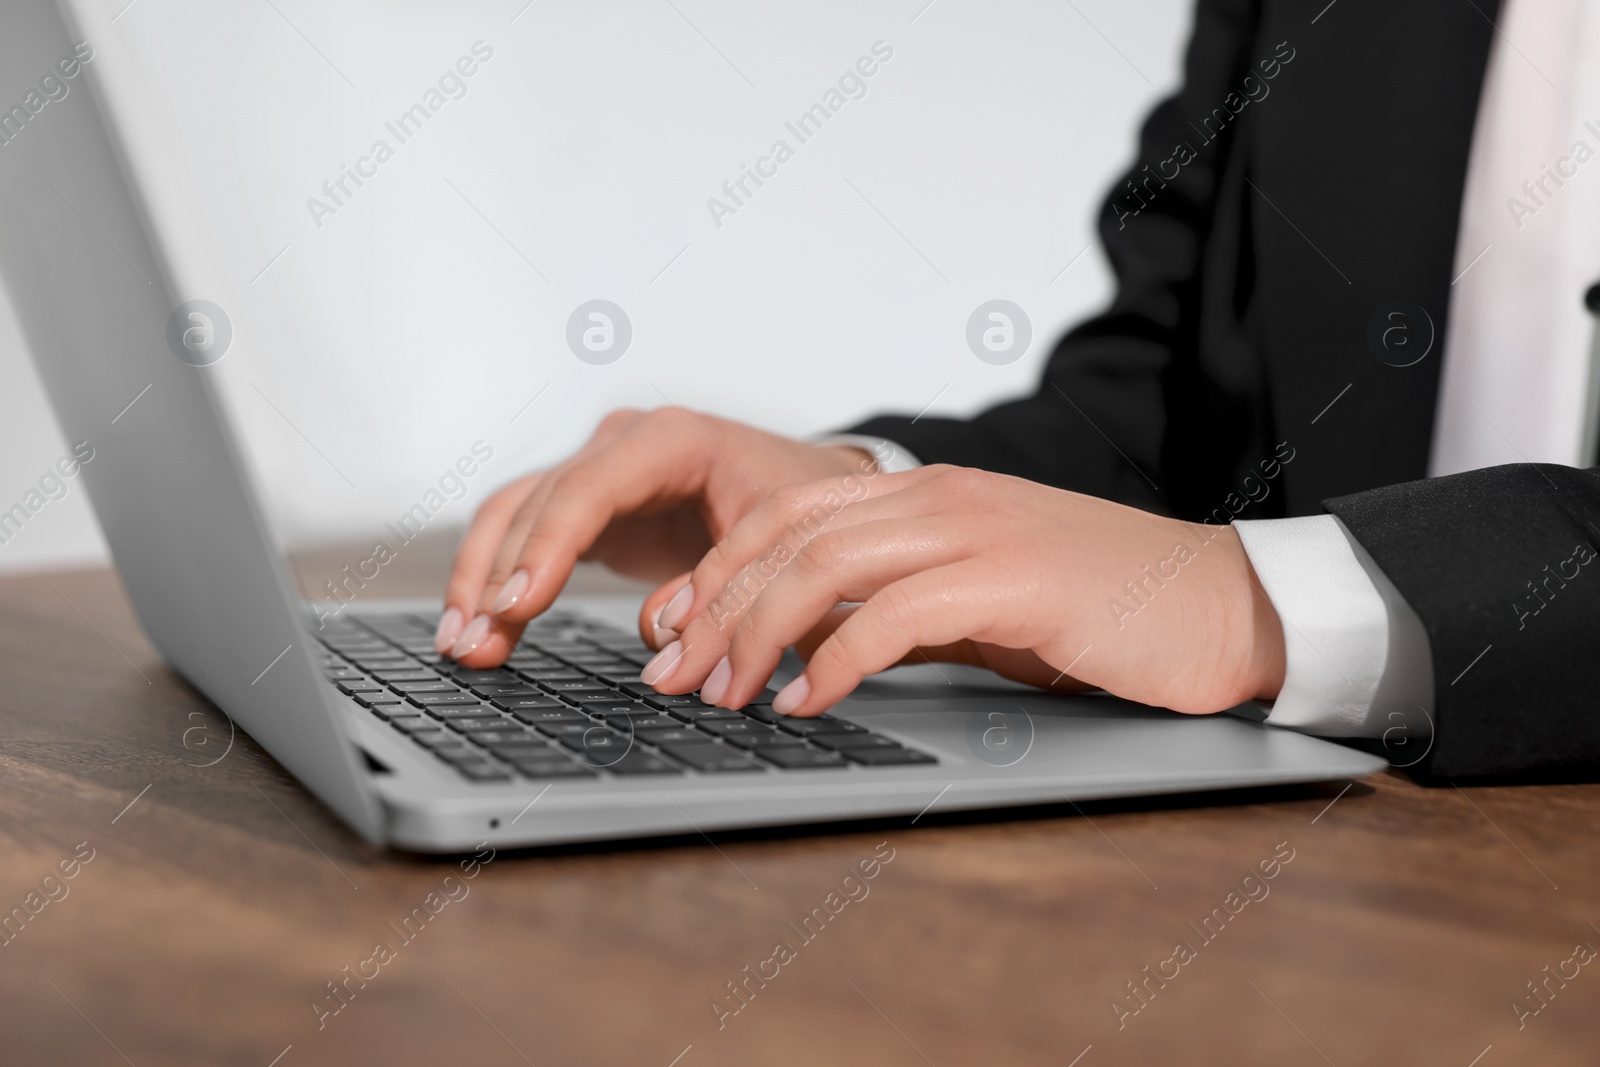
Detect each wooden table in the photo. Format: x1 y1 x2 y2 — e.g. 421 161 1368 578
2 538 1597 1066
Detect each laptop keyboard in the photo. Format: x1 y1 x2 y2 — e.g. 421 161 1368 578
316 610 937 783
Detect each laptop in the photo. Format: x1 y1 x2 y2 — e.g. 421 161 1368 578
0 0 1384 851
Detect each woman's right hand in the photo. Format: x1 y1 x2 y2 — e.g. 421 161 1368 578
438 407 883 667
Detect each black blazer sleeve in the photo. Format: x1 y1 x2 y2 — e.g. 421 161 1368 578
851 0 1264 516
1327 465 1600 782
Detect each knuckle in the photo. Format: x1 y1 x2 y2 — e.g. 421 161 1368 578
796 531 849 577
812 635 857 677
872 582 920 625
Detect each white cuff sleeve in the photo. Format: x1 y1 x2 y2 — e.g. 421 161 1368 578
1234 514 1434 739
812 434 922 474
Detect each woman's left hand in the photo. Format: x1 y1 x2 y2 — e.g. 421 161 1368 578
635 465 1286 718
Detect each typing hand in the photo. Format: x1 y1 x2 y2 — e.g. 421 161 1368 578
439 408 876 666
633 466 1287 717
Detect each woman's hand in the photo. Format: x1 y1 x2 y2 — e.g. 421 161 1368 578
439 408 881 666
635 466 1287 717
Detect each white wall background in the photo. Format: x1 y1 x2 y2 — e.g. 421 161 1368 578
0 0 1190 573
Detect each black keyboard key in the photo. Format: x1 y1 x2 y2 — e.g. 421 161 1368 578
601 751 684 776
409 729 453 746
511 760 599 779
389 681 462 694
555 731 631 758
430 744 486 764
491 695 568 712
841 747 938 766
336 680 383 694
641 693 707 710
507 707 590 725
619 682 662 698
580 701 658 717
562 691 632 706
456 762 514 782
427 704 505 720
446 716 511 734
470 684 545 699
777 718 867 736
697 720 777 738
636 728 706 746
811 733 904 750
466 729 543 748
721 730 808 750
666 706 745 723
346 656 416 670
373 670 442 683
387 715 430 732
512 668 588 684
541 679 616 694
656 741 765 773
756 747 849 769
594 714 679 732
356 693 406 708
450 669 523 686
325 668 366 681
406 692 482 707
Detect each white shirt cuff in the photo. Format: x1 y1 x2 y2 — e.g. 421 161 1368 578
1234 514 1434 740
812 434 922 474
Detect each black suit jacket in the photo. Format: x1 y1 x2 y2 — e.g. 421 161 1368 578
853 0 1600 781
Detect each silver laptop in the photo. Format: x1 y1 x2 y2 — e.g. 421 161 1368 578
0 0 1383 852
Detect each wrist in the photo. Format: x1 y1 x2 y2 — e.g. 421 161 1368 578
1217 525 1287 704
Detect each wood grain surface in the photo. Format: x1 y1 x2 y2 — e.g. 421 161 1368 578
1 539 1597 1066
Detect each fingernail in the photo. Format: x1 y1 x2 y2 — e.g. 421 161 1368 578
652 625 678 648
658 583 695 631
773 674 810 715
451 615 491 659
640 640 683 687
699 656 733 705
434 607 465 654
492 570 530 614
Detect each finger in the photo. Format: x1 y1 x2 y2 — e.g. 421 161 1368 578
440 410 644 653
771 563 996 716
483 410 717 628
683 520 971 706
791 607 1093 692
438 472 541 652
475 409 644 616
660 466 947 642
639 572 693 649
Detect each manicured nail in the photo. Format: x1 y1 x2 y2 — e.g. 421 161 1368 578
492 570 530 614
451 615 491 659
434 607 465 654
640 640 683 687
652 625 678 648
658 583 695 631
772 674 810 715
699 656 733 705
